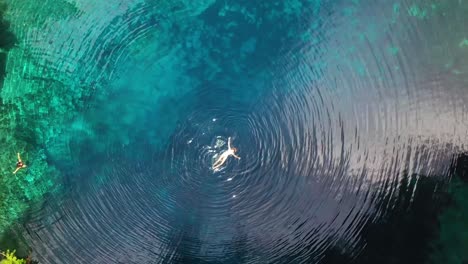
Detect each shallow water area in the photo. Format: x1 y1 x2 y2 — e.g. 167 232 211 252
0 0 467 263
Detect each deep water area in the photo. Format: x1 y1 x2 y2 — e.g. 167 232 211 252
0 0 467 263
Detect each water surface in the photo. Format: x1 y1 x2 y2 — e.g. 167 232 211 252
1 0 468 263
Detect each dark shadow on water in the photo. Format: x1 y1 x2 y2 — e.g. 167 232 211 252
0 1 17 89
430 153 468 264
264 173 447 264
261 174 440 264
452 153 468 183
0 52 6 87
0 2 16 51
345 175 449 264
320 152 468 264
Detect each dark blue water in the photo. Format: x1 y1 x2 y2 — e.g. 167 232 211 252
3 0 468 263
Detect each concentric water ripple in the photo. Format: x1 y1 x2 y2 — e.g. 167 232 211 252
155 81 375 262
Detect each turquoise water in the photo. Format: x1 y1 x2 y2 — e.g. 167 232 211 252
0 0 467 263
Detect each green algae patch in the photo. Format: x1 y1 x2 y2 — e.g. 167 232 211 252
0 249 27 264
408 4 428 19
459 38 468 48
388 46 400 55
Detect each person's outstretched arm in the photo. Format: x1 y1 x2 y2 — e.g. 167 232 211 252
233 154 241 159
17 153 21 162
228 137 232 149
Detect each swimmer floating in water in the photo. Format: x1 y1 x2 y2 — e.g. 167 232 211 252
13 152 27 174
212 137 240 170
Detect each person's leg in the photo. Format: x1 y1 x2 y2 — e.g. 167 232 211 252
213 156 227 169
212 156 223 168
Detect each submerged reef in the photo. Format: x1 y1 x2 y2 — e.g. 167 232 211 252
0 0 63 236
